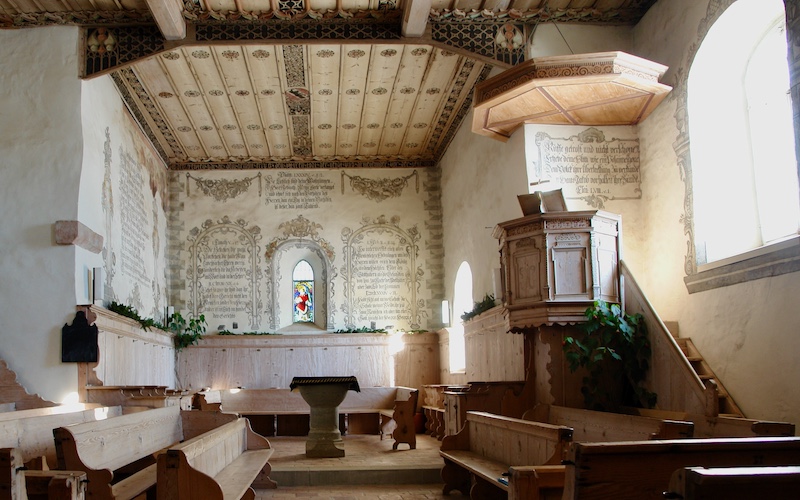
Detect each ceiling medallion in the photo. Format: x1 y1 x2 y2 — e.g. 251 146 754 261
426 88 441 95
269 124 284 130
342 124 356 130
346 88 361 95
411 48 428 56
400 87 416 94
252 49 270 59
209 90 224 96
221 50 240 60
184 90 201 97
200 125 213 131
413 123 428 129
318 124 332 130
319 89 333 96
177 126 192 132
158 92 174 98
275 144 287 149
372 88 387 95
381 49 397 57
385 143 397 147
367 123 380 129
222 124 237 130
231 144 245 149
441 50 455 57
191 50 210 59
251 144 264 149
390 123 403 128
320 143 332 148
162 52 180 60
406 142 419 148
347 49 366 58
363 142 377 148
316 49 335 58
261 90 276 96
247 124 261 130
340 143 353 148
210 145 223 150
235 90 250 96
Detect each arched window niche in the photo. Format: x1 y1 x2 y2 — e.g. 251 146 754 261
270 242 331 333
680 0 800 293
449 261 473 373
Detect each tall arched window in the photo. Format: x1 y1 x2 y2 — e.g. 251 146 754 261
292 260 314 323
450 262 473 373
689 0 799 266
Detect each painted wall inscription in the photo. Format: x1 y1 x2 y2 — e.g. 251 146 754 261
188 217 262 328
534 128 641 207
342 216 424 329
118 150 150 289
265 171 335 210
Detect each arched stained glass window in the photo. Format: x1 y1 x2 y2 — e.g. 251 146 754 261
293 260 314 323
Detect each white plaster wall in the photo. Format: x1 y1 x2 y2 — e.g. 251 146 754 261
440 108 529 313
172 167 440 333
629 0 800 426
529 24 633 58
0 27 83 403
79 74 169 320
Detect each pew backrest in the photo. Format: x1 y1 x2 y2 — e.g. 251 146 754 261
563 436 800 500
443 411 573 466
0 405 121 467
54 406 182 472
526 404 694 442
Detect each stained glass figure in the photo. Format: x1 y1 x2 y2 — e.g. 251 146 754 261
293 261 314 323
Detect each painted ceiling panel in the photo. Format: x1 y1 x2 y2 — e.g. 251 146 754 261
0 0 656 169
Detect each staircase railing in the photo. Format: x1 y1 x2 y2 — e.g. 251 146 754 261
620 261 717 416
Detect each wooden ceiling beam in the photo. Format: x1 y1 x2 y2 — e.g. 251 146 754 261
402 0 432 38
145 0 186 41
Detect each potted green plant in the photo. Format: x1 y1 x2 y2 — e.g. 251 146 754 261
167 311 207 351
562 300 656 412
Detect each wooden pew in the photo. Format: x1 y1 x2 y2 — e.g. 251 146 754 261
53 406 240 500
156 417 275 499
665 465 800 499
378 387 418 449
563 436 800 499
214 386 419 449
525 404 695 441
440 411 573 499
626 407 796 437
0 404 119 469
0 404 118 500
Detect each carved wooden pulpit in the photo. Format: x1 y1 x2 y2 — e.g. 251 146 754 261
492 209 622 329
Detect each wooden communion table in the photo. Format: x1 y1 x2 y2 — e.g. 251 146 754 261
290 376 361 457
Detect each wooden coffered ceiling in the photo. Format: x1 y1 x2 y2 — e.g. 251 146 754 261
0 0 658 170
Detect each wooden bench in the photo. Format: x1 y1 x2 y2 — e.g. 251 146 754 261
0 403 119 500
563 436 800 499
377 387 418 449
627 407 796 437
525 404 695 441
665 465 800 499
1 448 86 500
213 386 419 449
156 417 275 499
53 406 242 500
440 411 573 499
421 384 467 440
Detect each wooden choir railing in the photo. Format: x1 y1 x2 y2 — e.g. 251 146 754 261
620 261 713 416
